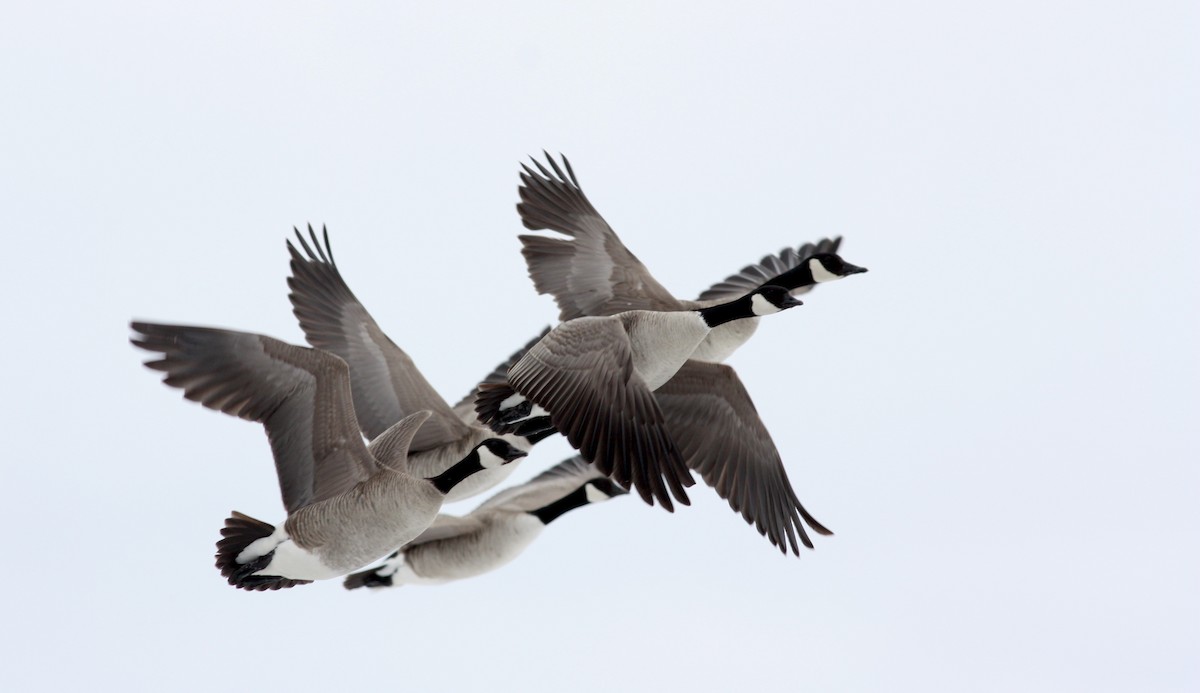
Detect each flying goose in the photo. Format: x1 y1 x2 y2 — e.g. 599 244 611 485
344 455 627 589
286 226 553 502
510 153 868 554
517 154 867 362
476 284 803 512
131 322 525 590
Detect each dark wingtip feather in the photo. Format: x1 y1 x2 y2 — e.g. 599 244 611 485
799 506 834 536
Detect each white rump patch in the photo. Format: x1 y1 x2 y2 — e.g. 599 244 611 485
254 540 343 581
237 524 289 564
809 257 841 283
585 483 610 503
750 293 781 316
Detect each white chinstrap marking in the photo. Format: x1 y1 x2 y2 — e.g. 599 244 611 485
478 444 507 469
585 483 610 503
750 293 782 316
809 257 841 283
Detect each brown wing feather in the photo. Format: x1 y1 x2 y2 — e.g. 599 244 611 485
131 322 377 512
516 153 682 320
507 318 693 510
286 225 471 450
654 360 832 554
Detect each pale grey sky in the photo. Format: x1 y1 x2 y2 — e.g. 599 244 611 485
2 2 1197 691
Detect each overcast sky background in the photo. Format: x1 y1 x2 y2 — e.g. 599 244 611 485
2 3 1196 691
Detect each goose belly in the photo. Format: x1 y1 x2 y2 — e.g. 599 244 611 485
406 514 545 582
689 317 760 363
256 539 347 581
627 313 711 390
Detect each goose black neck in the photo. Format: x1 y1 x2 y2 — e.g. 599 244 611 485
530 486 591 525
428 449 484 495
698 295 754 328
759 263 815 293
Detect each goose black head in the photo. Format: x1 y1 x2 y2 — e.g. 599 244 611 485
807 252 868 283
583 478 629 503
750 285 804 316
478 438 528 468
700 284 803 327
430 439 528 494
530 477 630 524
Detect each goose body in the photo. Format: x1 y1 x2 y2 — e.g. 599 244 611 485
476 285 802 512
344 456 626 589
232 466 446 582
286 227 552 502
602 310 710 389
508 153 868 554
131 322 523 590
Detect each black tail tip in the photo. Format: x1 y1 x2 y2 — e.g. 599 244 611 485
343 569 396 590
214 512 312 592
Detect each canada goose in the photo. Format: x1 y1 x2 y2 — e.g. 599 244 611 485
476 284 803 511
131 322 525 590
344 456 627 589
516 154 867 359
286 226 553 502
510 153 868 554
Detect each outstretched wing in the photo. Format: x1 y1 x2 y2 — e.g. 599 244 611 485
695 237 843 304
506 317 693 510
132 322 377 513
286 225 471 451
516 153 682 320
654 360 832 554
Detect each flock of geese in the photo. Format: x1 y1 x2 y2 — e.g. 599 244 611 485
132 153 868 591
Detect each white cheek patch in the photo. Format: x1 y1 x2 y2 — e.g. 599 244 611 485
478 446 506 469
584 484 610 503
809 258 841 283
750 293 781 316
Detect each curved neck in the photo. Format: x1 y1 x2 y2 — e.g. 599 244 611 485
428 449 484 495
698 295 754 328
530 486 591 525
